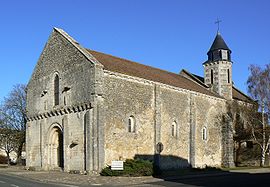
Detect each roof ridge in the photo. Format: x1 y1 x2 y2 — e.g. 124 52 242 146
87 49 190 79
87 49 221 98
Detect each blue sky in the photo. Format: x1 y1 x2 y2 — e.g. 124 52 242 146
0 0 270 102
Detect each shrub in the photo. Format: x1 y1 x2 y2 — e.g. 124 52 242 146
0 155 8 164
100 159 153 176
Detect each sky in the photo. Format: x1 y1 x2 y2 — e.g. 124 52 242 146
0 0 270 102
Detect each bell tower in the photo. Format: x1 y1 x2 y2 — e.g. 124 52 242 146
203 32 233 100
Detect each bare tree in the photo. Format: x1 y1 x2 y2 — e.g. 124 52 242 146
247 64 270 166
0 128 21 165
1 84 27 131
226 100 254 166
0 84 26 165
226 99 270 166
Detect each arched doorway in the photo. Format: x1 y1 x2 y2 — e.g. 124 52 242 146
48 126 64 169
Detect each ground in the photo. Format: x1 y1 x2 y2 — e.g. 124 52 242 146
0 165 270 186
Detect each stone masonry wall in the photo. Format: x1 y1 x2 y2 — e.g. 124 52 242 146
102 71 229 169
26 112 86 171
26 29 97 171
204 61 232 100
159 88 190 169
27 29 95 117
194 96 225 167
103 73 155 165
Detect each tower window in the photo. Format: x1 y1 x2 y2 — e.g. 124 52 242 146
128 116 135 133
210 69 214 84
222 50 228 60
227 69 230 83
227 51 231 61
171 121 177 137
54 74 60 106
202 127 207 140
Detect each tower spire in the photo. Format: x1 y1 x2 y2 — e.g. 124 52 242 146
203 31 233 100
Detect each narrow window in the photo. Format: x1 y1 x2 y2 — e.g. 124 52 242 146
227 69 230 83
54 74 60 106
221 50 228 60
171 124 175 136
219 50 222 59
172 121 177 137
210 69 214 84
128 116 135 133
227 51 231 61
202 127 207 140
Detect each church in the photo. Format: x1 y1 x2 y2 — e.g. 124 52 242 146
26 28 252 172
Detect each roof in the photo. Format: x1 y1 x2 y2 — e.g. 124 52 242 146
180 69 254 103
54 28 248 102
180 69 209 88
232 86 254 103
86 49 221 98
208 32 231 53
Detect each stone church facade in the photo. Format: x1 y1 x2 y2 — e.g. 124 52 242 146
26 28 252 172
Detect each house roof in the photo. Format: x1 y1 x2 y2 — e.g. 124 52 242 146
86 49 221 98
179 69 254 103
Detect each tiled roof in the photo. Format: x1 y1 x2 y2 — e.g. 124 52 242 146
86 49 221 98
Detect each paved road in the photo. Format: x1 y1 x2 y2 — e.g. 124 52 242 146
0 172 115 187
0 173 78 187
147 172 270 187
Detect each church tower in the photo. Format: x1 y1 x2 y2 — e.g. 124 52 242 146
203 32 233 100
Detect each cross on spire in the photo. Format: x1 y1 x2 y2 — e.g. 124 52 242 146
215 18 222 32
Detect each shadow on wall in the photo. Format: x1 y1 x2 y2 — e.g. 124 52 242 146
134 154 190 175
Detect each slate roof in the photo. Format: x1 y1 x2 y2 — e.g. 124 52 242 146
180 69 254 103
86 49 221 98
232 86 254 103
208 32 231 53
